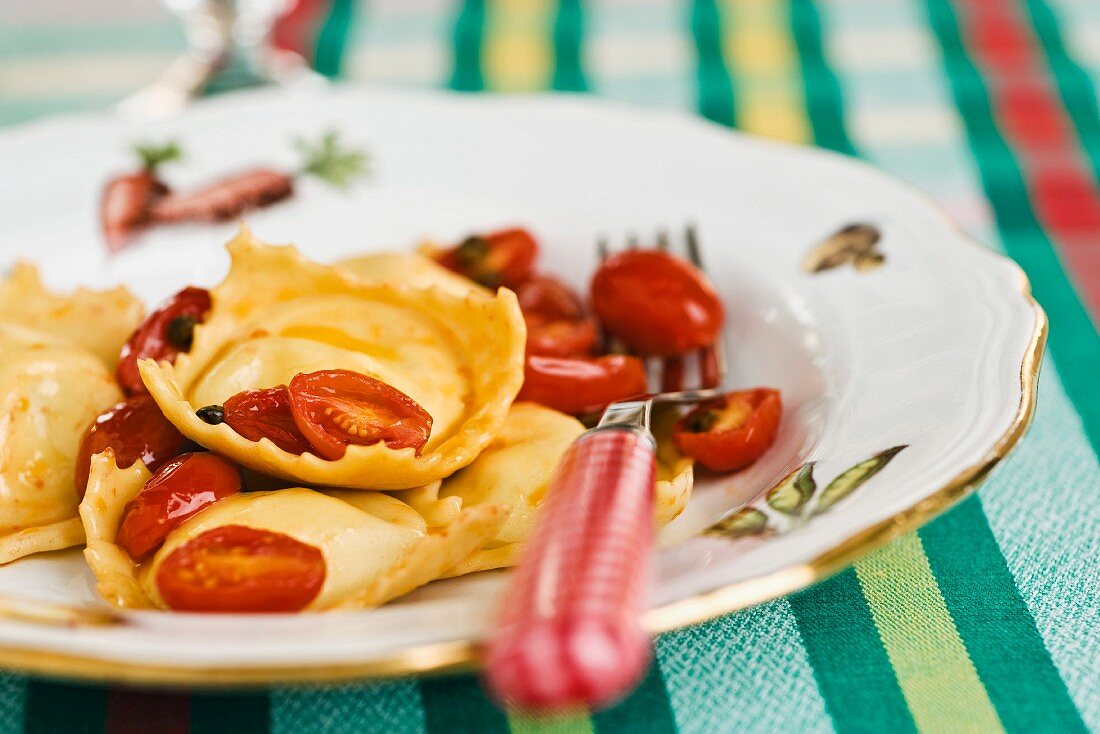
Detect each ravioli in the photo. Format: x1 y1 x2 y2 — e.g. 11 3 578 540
338 252 488 298
0 263 144 369
0 326 124 563
141 226 526 490
78 453 509 611
395 402 696 577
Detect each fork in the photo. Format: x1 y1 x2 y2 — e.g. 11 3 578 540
483 225 727 710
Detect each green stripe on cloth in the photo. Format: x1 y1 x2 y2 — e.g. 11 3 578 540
420 675 509 733
23 681 106 734
656 600 832 734
854 531 1003 733
1026 0 1100 189
920 497 1089 732
271 680 425 734
789 570 916 734
690 0 735 127
0 676 23 734
315 0 356 79
790 0 856 156
450 0 486 92
590 663 676 734
189 692 269 733
923 0 1100 458
551 0 587 92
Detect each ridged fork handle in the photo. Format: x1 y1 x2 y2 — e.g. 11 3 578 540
484 427 657 709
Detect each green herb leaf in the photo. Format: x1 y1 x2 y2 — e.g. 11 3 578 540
705 508 770 539
132 141 182 170
766 463 816 514
297 130 369 190
814 445 907 513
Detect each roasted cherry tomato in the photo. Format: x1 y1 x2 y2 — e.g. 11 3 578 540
433 228 538 289
590 250 723 356
116 452 242 561
517 276 585 321
214 386 313 455
517 276 599 357
517 355 648 416
117 286 212 395
525 316 600 358
672 388 782 472
156 525 325 613
288 370 433 460
74 396 192 498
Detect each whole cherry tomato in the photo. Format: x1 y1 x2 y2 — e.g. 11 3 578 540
672 388 782 472
74 396 193 498
117 287 212 395
116 452 242 561
433 228 538 289
517 276 599 357
288 370 433 460
201 386 313 456
517 355 648 416
590 250 723 356
156 525 325 613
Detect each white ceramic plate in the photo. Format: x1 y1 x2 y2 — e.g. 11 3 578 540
0 86 1042 686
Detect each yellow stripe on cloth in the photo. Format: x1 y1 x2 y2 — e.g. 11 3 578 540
855 534 1005 734
508 710 594 734
484 0 554 92
720 0 811 142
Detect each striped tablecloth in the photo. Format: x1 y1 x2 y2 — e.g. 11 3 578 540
1 1 1098 732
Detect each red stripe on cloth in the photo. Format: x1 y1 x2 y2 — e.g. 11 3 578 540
105 689 190 734
959 0 1100 313
271 0 331 63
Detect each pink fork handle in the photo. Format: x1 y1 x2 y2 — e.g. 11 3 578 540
483 427 657 710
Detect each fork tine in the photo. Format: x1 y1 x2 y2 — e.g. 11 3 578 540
597 235 610 262
656 229 670 251
684 223 703 269
683 224 728 386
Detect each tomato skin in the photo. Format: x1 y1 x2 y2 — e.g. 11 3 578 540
156 525 325 613
288 370 433 460
672 388 782 472
74 397 193 498
222 386 313 455
117 287 212 395
590 250 724 356
517 355 648 416
116 452 242 561
434 228 538 289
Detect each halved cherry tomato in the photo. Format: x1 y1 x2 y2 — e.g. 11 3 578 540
525 316 600 358
74 396 193 498
156 525 325 613
433 228 538 289
116 452 242 561
117 287 212 395
517 355 648 416
219 386 313 455
591 250 723 356
288 370 433 460
672 388 782 472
